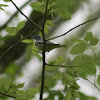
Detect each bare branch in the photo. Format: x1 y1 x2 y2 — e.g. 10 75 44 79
0 0 32 31
10 0 42 32
47 16 100 41
0 91 16 98
40 0 49 100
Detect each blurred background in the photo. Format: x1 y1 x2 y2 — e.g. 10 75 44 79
0 0 100 99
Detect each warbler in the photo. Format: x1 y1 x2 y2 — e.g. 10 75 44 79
32 35 66 52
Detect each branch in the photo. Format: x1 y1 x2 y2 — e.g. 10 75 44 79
40 0 49 100
0 86 12 98
0 0 32 31
85 78 100 92
0 91 16 98
10 0 42 32
0 20 43 60
47 16 100 41
0 39 21 60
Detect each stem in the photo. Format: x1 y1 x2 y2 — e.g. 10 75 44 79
47 16 100 41
0 86 12 98
0 92 16 98
89 44 96 60
10 0 42 32
0 20 43 60
86 78 100 92
39 0 49 100
0 0 32 31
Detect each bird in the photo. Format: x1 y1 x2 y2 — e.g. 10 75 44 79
32 35 66 52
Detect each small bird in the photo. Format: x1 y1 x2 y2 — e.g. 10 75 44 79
32 35 66 52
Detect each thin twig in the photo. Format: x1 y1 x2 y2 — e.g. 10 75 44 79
0 20 43 60
0 39 21 60
47 16 100 41
10 0 42 32
0 0 32 31
0 86 12 98
0 92 16 98
40 0 49 100
86 78 100 92
44 85 52 95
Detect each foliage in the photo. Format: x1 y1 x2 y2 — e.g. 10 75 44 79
0 0 100 100
6 20 25 36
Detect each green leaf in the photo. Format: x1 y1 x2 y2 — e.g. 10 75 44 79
55 56 65 65
90 37 98 46
70 42 87 54
16 90 27 99
58 92 64 100
6 27 17 36
0 4 8 7
5 63 18 79
88 96 97 100
0 7 5 11
97 75 100 85
17 83 24 88
55 9 71 20
73 54 93 66
16 90 26 96
16 20 25 31
21 39 33 43
26 88 38 99
78 92 88 100
84 32 93 41
3 0 10 2
45 75 56 87
72 39 83 42
65 90 72 100
84 32 99 46
46 20 55 26
31 42 39 55
30 2 44 13
0 4 8 11
73 54 95 78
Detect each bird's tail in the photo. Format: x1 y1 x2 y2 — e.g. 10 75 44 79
55 44 66 48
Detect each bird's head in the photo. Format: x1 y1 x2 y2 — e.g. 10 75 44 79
32 35 42 43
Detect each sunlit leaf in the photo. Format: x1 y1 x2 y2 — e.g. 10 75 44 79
73 54 93 66
70 42 87 54
6 27 17 36
3 0 10 2
78 92 88 100
88 96 97 100
21 39 33 43
90 37 98 46
17 83 24 88
46 20 55 26
84 32 99 46
0 4 8 7
30 2 44 13
65 90 72 100
84 32 93 41
16 20 25 31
